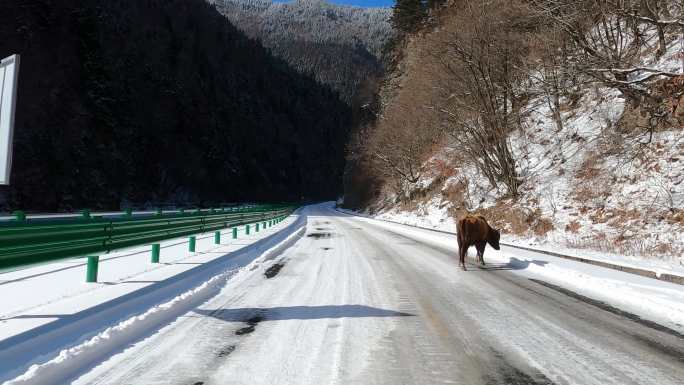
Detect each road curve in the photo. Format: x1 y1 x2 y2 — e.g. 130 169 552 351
75 203 684 385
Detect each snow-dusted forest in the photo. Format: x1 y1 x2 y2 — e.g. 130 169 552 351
208 0 394 104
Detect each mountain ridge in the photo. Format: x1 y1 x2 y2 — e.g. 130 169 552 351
0 0 351 211
208 0 393 104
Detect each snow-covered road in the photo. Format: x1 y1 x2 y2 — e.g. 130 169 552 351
59 204 684 384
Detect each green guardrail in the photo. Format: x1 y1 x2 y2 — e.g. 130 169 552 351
0 205 295 277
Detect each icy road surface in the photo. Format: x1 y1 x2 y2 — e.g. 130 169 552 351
74 204 683 385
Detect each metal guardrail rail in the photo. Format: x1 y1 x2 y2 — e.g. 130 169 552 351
0 205 294 270
0 203 265 222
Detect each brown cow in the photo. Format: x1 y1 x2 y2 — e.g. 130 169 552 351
456 215 500 270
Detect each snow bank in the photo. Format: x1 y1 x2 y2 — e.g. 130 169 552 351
0 214 306 385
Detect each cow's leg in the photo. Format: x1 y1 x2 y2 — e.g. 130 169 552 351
475 241 486 265
457 235 463 264
459 243 468 270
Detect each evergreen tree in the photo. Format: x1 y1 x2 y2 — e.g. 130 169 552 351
390 0 426 34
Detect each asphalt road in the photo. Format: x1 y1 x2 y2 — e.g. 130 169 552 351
75 204 684 385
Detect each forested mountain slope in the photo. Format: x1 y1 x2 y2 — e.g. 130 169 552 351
208 0 393 105
0 0 351 211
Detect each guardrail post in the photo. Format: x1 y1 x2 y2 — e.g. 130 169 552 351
13 210 25 221
189 236 196 252
124 208 133 218
246 224 250 235
256 223 260 232
179 208 185 215
86 256 99 282
156 208 162 216
214 231 221 244
82 209 91 219
151 244 160 263
232 227 238 239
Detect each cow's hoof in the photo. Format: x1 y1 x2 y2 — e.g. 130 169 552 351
461 265 467 271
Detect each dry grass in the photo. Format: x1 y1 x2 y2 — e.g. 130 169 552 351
575 166 602 180
534 217 555 236
571 152 616 214
666 209 684 225
565 234 681 259
472 201 554 237
442 179 470 220
606 208 642 227
565 220 581 233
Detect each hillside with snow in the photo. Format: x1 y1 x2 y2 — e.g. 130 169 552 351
348 2 684 273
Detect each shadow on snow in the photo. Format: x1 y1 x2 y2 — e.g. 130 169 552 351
194 304 414 322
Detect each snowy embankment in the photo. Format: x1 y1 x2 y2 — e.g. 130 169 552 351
0 213 306 385
360 206 684 280
365 38 683 278
337 209 684 335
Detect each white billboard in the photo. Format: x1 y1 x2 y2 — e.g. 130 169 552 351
0 54 20 185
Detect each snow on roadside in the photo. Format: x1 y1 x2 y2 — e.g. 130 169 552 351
0 217 306 385
355 201 684 278
341 211 684 334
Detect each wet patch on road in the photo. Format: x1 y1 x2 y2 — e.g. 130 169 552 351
627 331 684 361
307 232 333 239
486 350 557 385
321 247 333 250
530 278 684 339
235 315 264 335
217 344 236 357
485 366 556 385
265 263 284 278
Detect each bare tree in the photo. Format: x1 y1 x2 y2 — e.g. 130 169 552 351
426 0 532 197
363 103 440 196
527 24 581 133
531 0 682 102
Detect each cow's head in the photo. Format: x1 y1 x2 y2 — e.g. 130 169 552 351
488 228 501 250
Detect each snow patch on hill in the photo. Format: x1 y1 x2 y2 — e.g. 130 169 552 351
363 41 684 273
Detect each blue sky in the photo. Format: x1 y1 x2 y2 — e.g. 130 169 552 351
273 0 395 7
